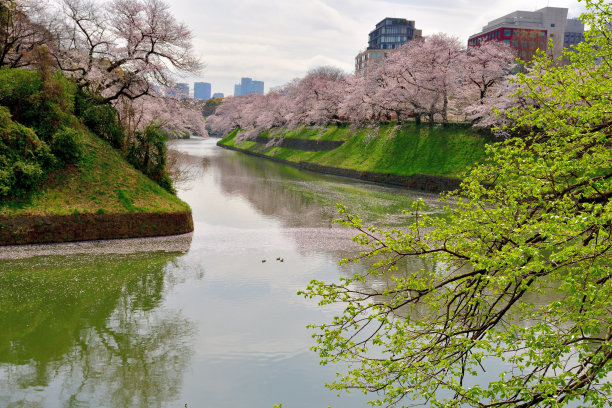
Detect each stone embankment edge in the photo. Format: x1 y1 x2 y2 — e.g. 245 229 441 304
217 142 463 193
0 210 194 246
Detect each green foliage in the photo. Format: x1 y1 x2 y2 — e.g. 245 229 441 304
221 123 490 178
127 123 174 193
0 67 75 141
302 2 612 407
51 127 83 165
202 97 224 117
0 106 54 197
78 91 125 149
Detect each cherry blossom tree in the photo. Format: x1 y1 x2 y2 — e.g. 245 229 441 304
205 96 247 138
388 34 464 125
52 0 202 103
284 66 346 127
461 40 517 104
117 93 207 139
0 0 57 68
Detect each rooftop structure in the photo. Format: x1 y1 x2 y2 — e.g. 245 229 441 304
468 7 583 61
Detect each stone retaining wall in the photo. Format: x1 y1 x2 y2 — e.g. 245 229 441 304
0 210 194 246
218 143 462 193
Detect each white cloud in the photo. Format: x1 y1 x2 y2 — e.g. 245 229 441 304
165 0 587 96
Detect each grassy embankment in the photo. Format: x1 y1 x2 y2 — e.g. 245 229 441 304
0 68 192 244
218 124 492 179
0 129 189 217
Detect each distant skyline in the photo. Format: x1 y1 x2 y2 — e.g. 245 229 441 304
167 0 587 96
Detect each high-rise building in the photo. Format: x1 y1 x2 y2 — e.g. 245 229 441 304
234 77 264 96
212 92 224 99
355 17 422 72
368 18 422 50
194 82 211 100
467 7 583 61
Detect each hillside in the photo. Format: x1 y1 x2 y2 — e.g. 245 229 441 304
217 124 492 190
0 68 193 245
0 128 189 217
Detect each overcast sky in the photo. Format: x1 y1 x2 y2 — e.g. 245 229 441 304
166 0 587 97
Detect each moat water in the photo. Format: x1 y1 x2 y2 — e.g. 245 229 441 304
0 138 444 408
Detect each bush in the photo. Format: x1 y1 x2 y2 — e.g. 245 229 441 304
127 123 174 193
12 160 44 194
0 68 75 141
81 103 124 149
51 127 83 165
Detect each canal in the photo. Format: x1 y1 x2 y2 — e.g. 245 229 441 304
0 138 443 408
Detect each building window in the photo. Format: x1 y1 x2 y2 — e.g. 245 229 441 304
551 23 555 27
504 29 511 37
504 40 510 45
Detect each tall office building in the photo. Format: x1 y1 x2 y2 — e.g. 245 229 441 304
467 7 583 61
212 92 224 99
355 17 422 72
194 82 211 100
234 77 264 96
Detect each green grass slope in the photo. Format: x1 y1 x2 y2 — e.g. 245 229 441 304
219 124 492 178
0 129 190 217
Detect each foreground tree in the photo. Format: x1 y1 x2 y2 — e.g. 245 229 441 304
301 1 612 407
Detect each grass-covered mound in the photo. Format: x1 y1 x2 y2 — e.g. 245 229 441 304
0 127 189 217
0 67 192 243
218 123 492 179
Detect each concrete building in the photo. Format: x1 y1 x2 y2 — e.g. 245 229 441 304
355 17 422 73
194 82 211 100
234 77 264 96
468 7 583 61
564 18 584 50
212 92 224 99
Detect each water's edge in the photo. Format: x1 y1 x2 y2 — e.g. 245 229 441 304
0 210 194 246
217 141 463 193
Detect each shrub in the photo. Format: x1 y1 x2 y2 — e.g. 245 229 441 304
126 123 174 193
81 103 125 149
51 127 83 165
0 68 75 141
12 160 44 194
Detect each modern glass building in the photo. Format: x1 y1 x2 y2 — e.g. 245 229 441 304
367 18 422 50
234 78 264 96
212 93 224 99
194 82 211 100
355 17 422 72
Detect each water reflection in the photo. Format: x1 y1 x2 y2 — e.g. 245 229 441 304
0 138 447 408
208 143 442 229
0 252 195 408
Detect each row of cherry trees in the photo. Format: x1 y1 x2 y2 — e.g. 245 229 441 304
1 0 205 137
207 34 517 138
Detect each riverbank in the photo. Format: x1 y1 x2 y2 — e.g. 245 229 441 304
0 129 194 246
217 124 492 192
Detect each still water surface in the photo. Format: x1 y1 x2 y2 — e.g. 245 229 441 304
0 138 443 408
